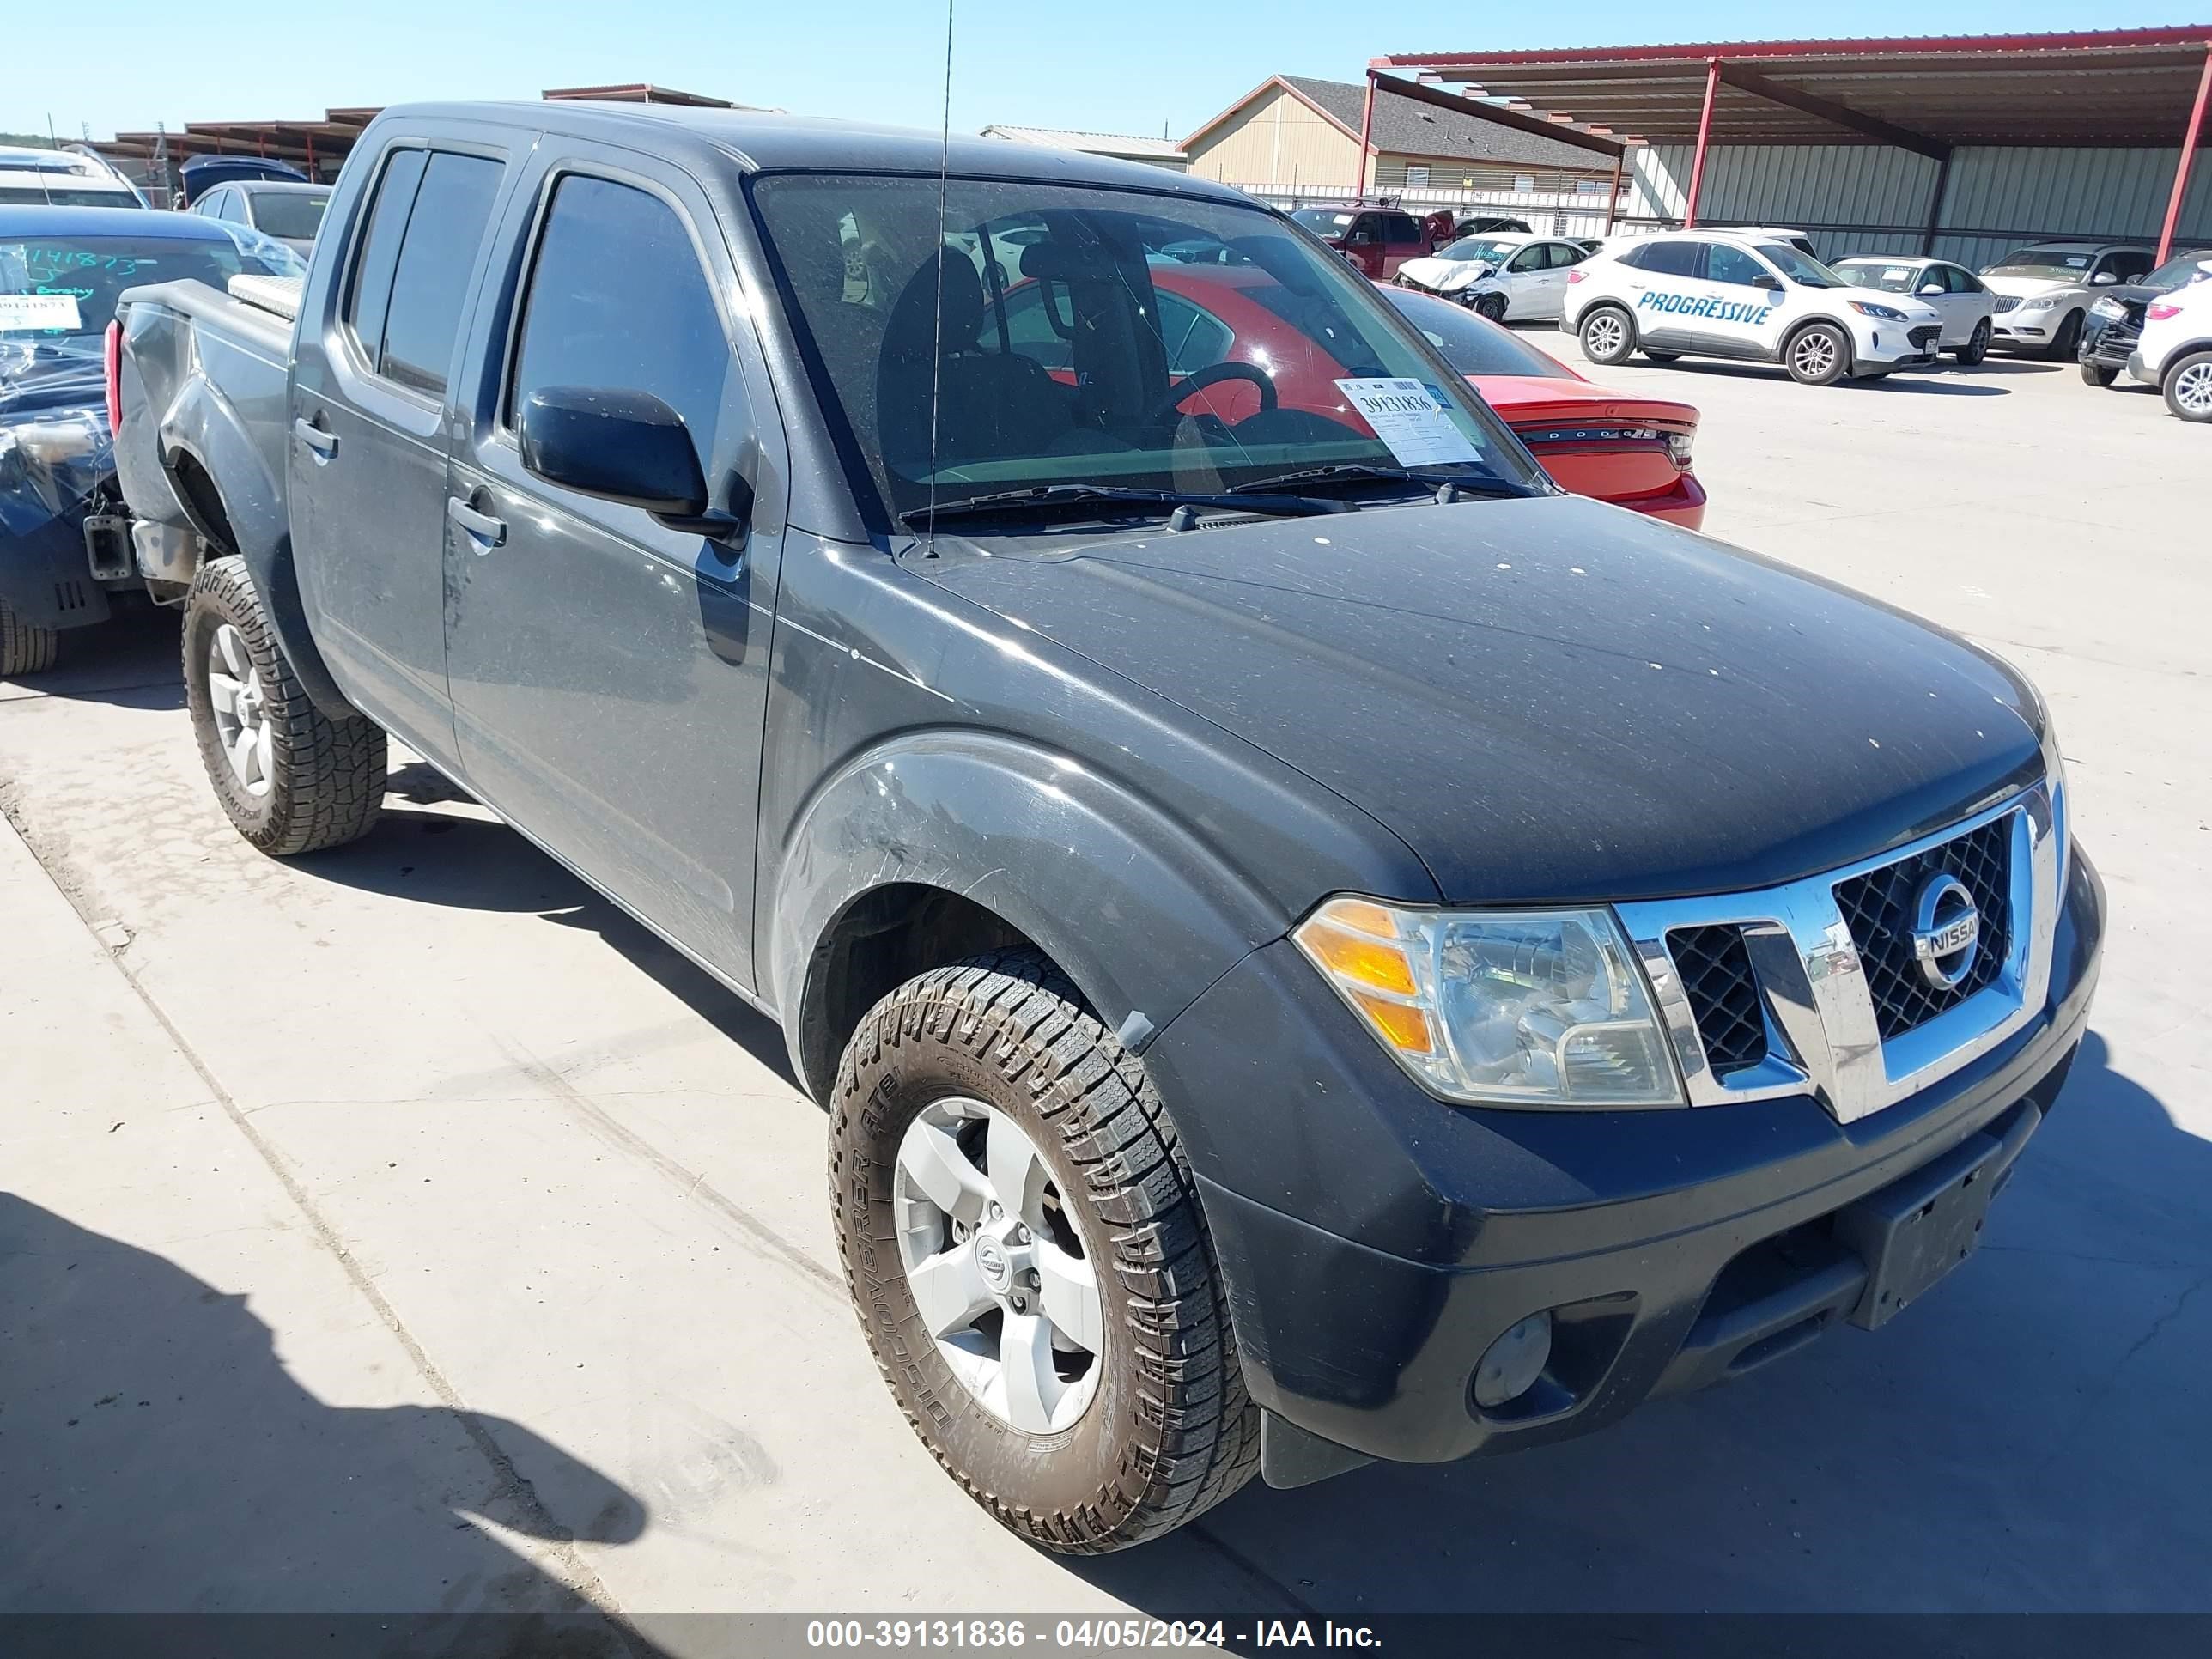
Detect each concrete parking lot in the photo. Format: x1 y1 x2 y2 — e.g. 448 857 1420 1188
3 344 2207 1634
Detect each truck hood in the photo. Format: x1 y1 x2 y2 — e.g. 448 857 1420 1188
919 495 2045 905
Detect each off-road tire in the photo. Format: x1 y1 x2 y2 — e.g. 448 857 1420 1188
1 601 58 678
2079 360 2118 387
182 556 386 856
1578 303 1636 367
829 949 1260 1553
1956 319 1992 366
2162 349 2212 422
1784 321 1851 386
2045 309 2084 361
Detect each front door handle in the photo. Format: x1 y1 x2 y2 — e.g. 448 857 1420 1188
447 496 507 549
294 418 337 460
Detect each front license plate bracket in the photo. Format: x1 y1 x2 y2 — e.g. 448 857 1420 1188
1833 1106 2033 1330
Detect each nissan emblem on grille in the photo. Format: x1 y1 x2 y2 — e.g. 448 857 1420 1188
1910 874 1982 990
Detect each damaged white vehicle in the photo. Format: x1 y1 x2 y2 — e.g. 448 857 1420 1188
1391 232 1589 322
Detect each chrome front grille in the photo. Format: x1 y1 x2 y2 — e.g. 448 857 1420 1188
1832 813 2012 1040
1619 781 2059 1124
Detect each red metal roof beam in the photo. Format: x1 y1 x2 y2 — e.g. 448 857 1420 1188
2159 45 2212 262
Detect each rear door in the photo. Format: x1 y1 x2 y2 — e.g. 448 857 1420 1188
1378 212 1425 277
289 130 511 766
441 141 787 987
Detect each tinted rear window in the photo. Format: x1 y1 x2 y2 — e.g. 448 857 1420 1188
1634 241 1702 278
250 191 328 240
1382 288 1571 379
377 153 500 396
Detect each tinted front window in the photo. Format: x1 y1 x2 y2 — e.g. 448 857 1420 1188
1382 288 1571 378
1758 244 1844 288
249 191 328 240
750 173 1538 527
509 174 734 479
376 151 500 397
1705 244 1769 287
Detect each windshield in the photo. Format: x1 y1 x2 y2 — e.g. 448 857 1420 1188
750 174 1540 529
1288 208 1356 236
2141 252 2212 294
1437 236 1516 265
1986 245 2100 281
1382 288 1570 379
1758 244 1845 288
1 231 300 341
248 191 327 239
1835 260 1924 295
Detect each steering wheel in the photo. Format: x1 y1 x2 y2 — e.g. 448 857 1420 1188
1147 360 1278 426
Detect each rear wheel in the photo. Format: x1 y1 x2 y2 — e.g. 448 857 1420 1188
1954 318 1992 366
0 601 58 678
2045 309 2084 361
182 556 386 856
830 949 1259 1553
2165 350 2212 422
1784 322 1850 386
1578 304 1635 367
2079 360 2119 387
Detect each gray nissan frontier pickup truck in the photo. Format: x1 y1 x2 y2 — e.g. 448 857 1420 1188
110 100 2103 1553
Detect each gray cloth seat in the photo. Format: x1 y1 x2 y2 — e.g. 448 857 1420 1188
876 253 1078 471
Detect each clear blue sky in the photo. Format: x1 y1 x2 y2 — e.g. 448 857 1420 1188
9 1 2207 147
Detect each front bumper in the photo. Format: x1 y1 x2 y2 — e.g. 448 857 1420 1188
1993 309 2057 342
1146 846 2104 1474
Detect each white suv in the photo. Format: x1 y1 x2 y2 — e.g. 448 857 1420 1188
2124 275 2212 422
1564 231 1946 386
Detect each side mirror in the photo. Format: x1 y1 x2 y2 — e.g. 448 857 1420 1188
1346 228 1376 246
2091 270 2118 285
519 386 750 542
1918 282 1945 295
1757 273 1784 291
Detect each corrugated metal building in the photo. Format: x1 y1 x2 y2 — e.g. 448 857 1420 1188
1373 29 2212 264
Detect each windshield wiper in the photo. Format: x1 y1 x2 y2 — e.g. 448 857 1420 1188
1228 462 1527 499
897 483 1352 530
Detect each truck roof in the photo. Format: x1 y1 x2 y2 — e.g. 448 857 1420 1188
377 100 1254 202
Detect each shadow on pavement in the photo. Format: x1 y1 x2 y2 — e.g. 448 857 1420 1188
0 1195 663 1652
0 604 183 711
1080 1029 2212 1615
296 796 799 1092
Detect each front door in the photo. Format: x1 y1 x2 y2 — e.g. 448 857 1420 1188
289 133 509 766
1695 241 1789 358
441 149 786 987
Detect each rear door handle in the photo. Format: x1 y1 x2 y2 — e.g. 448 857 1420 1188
294 418 337 459
447 496 507 549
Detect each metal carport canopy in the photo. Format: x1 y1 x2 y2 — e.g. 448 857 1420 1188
1373 28 2212 257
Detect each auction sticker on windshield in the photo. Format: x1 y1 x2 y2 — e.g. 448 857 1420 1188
0 294 82 331
1334 377 1481 467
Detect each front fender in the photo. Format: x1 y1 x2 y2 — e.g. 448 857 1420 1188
767 730 1288 1100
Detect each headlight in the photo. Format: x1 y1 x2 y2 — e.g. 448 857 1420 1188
2015 295 2056 312
1848 301 1908 321
2091 296 2126 319
1293 897 1683 1108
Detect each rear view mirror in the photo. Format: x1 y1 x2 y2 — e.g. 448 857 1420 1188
520 386 750 541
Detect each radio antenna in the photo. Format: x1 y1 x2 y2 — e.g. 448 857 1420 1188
925 0 956 558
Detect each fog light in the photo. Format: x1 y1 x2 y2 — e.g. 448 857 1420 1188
1472 1311 1553 1408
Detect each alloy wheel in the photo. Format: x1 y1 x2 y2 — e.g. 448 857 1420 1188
1793 331 1838 378
206 623 273 798
2173 361 2212 417
892 1096 1104 1434
1584 313 1626 357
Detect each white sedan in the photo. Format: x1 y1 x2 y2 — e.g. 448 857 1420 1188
1831 254 2002 363
1393 233 1589 322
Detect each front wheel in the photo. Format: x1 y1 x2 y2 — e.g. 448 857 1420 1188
1473 292 1507 323
2045 309 2084 361
1578 304 1635 367
2166 349 2212 422
182 556 387 856
830 950 1259 1553
1785 322 1850 386
0 600 58 678
2080 360 2119 387
1954 318 1991 366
